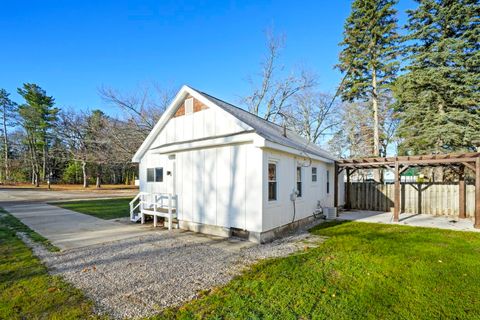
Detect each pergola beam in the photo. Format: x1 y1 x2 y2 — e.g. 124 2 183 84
463 162 476 172
334 152 480 229
338 158 477 168
399 165 410 175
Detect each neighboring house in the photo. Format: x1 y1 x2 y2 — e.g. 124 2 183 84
132 85 344 242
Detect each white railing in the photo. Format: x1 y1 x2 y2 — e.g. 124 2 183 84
131 192 178 230
129 192 148 221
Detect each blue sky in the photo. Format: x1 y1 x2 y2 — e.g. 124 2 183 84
1 0 415 117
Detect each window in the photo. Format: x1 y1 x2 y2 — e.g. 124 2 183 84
147 167 163 182
147 168 155 182
312 167 317 182
155 168 163 182
296 166 302 197
326 169 330 194
268 162 277 201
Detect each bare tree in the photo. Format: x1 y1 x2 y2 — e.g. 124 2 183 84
242 31 316 122
327 101 374 159
58 110 92 187
98 83 174 137
285 90 340 144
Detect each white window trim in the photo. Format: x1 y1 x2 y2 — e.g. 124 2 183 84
267 160 279 204
296 166 303 198
146 167 164 183
311 166 318 184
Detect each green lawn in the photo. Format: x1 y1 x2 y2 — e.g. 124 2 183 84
156 221 480 319
53 197 133 220
0 209 104 319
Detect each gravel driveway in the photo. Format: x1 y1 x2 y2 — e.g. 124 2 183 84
23 225 325 319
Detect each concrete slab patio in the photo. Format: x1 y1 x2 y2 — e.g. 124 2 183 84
339 210 479 232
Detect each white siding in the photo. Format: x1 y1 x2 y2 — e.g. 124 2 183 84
149 107 250 150
262 149 336 232
140 143 263 232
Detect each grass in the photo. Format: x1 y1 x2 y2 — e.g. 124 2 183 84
53 197 133 220
0 208 104 319
0 208 59 252
155 221 480 319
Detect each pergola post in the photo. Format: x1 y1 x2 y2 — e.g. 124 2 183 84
345 168 351 209
393 160 400 222
475 158 480 229
459 165 466 219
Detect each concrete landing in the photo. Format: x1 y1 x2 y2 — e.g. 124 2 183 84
2 202 155 250
338 210 479 232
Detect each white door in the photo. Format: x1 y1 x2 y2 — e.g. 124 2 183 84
167 154 176 195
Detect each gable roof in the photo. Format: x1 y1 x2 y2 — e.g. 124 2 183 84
196 89 336 161
132 85 336 162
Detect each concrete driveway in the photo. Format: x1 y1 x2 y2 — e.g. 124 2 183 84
0 188 154 250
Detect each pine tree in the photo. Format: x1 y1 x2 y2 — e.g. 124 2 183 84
0 89 17 182
337 0 400 160
17 84 58 186
395 0 480 154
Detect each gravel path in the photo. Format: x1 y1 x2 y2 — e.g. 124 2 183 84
20 221 327 319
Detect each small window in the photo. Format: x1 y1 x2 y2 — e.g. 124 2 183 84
326 170 330 194
155 168 163 182
296 166 302 197
268 162 277 201
312 167 317 182
147 167 163 182
147 168 154 182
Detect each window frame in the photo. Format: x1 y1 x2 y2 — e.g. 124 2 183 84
155 167 164 182
146 168 155 182
146 167 164 183
296 166 302 198
326 169 330 194
312 167 317 182
268 161 278 202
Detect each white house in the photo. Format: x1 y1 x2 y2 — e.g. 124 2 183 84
132 85 344 242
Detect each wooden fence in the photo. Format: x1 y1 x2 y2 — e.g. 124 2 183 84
348 182 476 218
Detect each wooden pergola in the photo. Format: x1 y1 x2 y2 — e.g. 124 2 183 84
333 152 480 228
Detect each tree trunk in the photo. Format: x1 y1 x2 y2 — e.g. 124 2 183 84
372 67 382 182
96 166 101 188
82 161 88 188
2 105 9 182
34 165 40 187
42 142 47 181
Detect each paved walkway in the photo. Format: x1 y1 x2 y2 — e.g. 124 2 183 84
2 202 155 250
339 210 479 232
0 188 154 250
